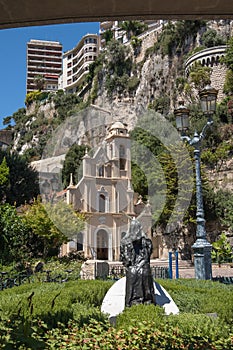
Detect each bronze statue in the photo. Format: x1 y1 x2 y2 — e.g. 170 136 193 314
120 218 155 307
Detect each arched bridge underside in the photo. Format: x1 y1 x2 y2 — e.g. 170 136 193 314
1 1 233 30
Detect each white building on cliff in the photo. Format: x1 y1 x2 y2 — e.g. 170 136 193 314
61 121 152 261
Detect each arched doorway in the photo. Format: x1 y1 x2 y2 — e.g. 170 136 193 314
96 229 108 260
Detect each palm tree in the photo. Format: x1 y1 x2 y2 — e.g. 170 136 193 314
119 21 147 40
102 29 113 45
34 74 45 91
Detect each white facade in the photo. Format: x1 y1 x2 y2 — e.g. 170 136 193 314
99 20 164 49
63 122 152 261
60 34 99 94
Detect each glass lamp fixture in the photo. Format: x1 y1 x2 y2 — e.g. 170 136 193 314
174 101 190 132
199 84 218 115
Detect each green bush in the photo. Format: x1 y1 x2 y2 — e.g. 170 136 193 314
0 280 113 324
0 278 232 349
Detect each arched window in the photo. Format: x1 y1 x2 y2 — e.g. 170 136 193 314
97 229 108 260
119 145 126 170
99 194 106 212
97 187 109 212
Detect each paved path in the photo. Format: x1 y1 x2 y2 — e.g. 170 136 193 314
150 260 233 279
178 265 233 279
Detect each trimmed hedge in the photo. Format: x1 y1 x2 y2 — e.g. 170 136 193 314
0 279 232 349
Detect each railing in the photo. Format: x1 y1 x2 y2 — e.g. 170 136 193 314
151 266 170 279
108 265 169 280
212 276 233 284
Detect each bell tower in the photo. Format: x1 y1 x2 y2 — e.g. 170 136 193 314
105 121 131 180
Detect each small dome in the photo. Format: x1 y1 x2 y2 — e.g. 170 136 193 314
110 121 127 130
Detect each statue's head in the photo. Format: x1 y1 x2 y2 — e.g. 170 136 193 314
129 218 145 242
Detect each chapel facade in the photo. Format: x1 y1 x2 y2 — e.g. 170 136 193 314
61 121 152 261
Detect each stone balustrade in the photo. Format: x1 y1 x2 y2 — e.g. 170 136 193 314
185 45 227 75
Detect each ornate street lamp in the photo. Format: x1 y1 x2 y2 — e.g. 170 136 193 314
174 84 218 280
174 101 190 133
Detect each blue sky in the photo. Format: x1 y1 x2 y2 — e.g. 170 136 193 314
0 22 100 129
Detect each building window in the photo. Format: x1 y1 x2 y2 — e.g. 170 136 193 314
119 145 125 157
99 194 106 212
96 229 108 260
119 145 126 170
77 232 83 251
105 164 111 178
97 187 109 213
98 165 104 177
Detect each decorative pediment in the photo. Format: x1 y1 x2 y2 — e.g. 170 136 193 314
93 146 110 165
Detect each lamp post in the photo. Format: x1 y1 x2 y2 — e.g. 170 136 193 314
174 84 218 280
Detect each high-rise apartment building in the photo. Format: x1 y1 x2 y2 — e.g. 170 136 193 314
26 39 63 94
60 34 99 94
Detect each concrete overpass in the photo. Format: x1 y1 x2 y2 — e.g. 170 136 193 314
1 1 233 30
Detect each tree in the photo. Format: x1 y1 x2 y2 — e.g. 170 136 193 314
119 21 147 40
214 189 233 230
105 39 132 77
102 29 113 44
221 36 233 71
130 126 194 228
131 36 142 56
23 199 85 258
0 204 33 264
11 107 27 124
201 28 225 48
131 161 148 199
46 200 85 241
62 144 89 188
33 74 45 91
0 157 10 202
189 62 212 90
0 150 39 206
211 233 233 266
223 69 233 94
22 199 66 258
3 116 12 127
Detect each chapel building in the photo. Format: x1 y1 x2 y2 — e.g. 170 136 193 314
61 121 152 261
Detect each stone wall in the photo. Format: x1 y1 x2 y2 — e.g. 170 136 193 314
207 159 233 192
185 46 227 102
210 64 227 101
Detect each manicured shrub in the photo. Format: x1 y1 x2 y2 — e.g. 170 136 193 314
0 277 232 349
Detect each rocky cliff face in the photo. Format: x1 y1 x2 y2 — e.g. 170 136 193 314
11 20 233 259
14 20 231 155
